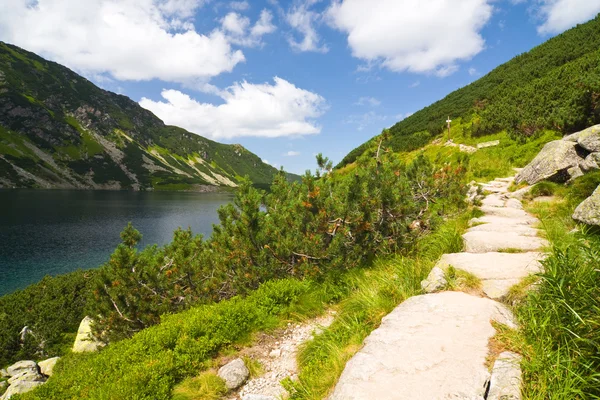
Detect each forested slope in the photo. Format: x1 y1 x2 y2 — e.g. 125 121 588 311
339 14 600 167
0 42 294 190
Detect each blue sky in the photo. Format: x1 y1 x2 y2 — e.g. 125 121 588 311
1 0 600 174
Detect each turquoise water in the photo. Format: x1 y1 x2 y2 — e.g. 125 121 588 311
0 190 233 296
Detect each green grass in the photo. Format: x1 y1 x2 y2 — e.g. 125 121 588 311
444 266 482 292
243 355 264 379
171 371 227 400
284 209 473 399
499 177 600 399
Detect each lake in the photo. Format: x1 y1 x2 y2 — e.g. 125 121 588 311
0 189 233 296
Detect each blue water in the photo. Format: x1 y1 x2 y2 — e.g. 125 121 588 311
0 190 233 296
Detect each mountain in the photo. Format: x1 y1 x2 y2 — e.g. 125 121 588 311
0 42 292 191
338 14 600 168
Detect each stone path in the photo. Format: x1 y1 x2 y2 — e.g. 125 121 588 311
331 175 545 400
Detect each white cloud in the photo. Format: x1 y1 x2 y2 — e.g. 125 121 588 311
326 0 493 76
468 67 478 76
140 77 326 139
409 81 421 88
0 0 246 83
394 112 413 121
221 10 276 47
355 96 381 107
286 0 329 53
229 1 250 11
536 0 600 34
262 158 271 165
285 151 301 156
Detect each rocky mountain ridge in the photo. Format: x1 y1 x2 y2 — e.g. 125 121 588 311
0 42 290 191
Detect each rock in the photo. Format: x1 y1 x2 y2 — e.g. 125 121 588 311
477 140 500 149
481 194 506 207
6 361 37 377
515 140 582 185
467 223 540 237
435 252 543 281
573 186 600 226
38 357 60 377
508 186 532 200
479 206 534 220
7 371 45 385
462 231 548 253
268 349 281 358
482 279 523 300
505 198 523 210
0 380 45 400
420 267 447 293
459 144 477 154
72 316 104 353
330 292 516 400
0 381 6 390
470 215 538 227
218 358 249 391
576 124 600 152
0 369 8 378
567 165 584 182
580 153 600 172
487 352 523 400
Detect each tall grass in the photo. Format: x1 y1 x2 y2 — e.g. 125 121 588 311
284 210 472 399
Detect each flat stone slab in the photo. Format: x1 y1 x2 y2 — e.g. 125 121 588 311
482 279 522 300
435 252 543 280
488 352 523 400
463 231 548 253
330 292 516 400
467 223 540 237
481 194 506 208
471 215 538 227
479 206 533 219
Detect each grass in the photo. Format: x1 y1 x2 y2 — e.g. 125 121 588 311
491 175 600 399
284 209 473 399
498 248 527 253
444 266 482 292
243 355 264 378
171 371 227 400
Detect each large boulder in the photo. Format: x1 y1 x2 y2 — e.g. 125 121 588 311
72 316 104 353
1 363 46 400
515 140 583 185
38 357 60 377
218 358 249 391
576 124 600 152
580 153 600 172
1 380 45 400
573 186 600 226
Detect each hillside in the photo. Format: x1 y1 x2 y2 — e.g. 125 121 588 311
0 42 291 191
338 14 600 168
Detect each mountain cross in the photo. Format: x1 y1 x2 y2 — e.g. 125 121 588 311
446 116 452 140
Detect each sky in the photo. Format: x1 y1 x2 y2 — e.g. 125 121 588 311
1 0 600 174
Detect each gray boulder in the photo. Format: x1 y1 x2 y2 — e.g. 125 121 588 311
580 153 600 172
38 357 60 377
567 165 584 182
7 371 45 385
515 140 583 184
0 369 8 378
576 124 600 152
218 358 249 391
6 361 37 377
573 186 600 226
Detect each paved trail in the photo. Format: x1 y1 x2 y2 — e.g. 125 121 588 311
330 176 544 400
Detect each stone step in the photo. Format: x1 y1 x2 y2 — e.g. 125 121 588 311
466 223 540 236
481 194 506 207
482 279 522 300
479 205 533 220
330 292 516 400
435 252 543 280
463 231 548 253
471 215 538 227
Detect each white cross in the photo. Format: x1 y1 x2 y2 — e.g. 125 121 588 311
446 116 452 126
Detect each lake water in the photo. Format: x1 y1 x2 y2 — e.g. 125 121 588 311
0 190 233 296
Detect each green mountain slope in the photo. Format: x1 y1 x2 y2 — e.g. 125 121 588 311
339 14 600 168
0 42 293 190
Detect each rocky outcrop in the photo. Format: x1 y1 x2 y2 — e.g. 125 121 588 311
515 140 583 185
72 316 104 353
420 267 447 292
218 358 249 391
575 124 600 152
573 186 600 226
1 361 47 400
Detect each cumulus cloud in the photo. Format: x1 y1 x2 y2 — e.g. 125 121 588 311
140 77 326 139
468 67 479 76
536 0 600 34
355 96 381 107
345 111 387 131
285 151 301 156
326 0 493 76
0 0 246 83
220 9 276 47
229 1 250 11
286 0 329 53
